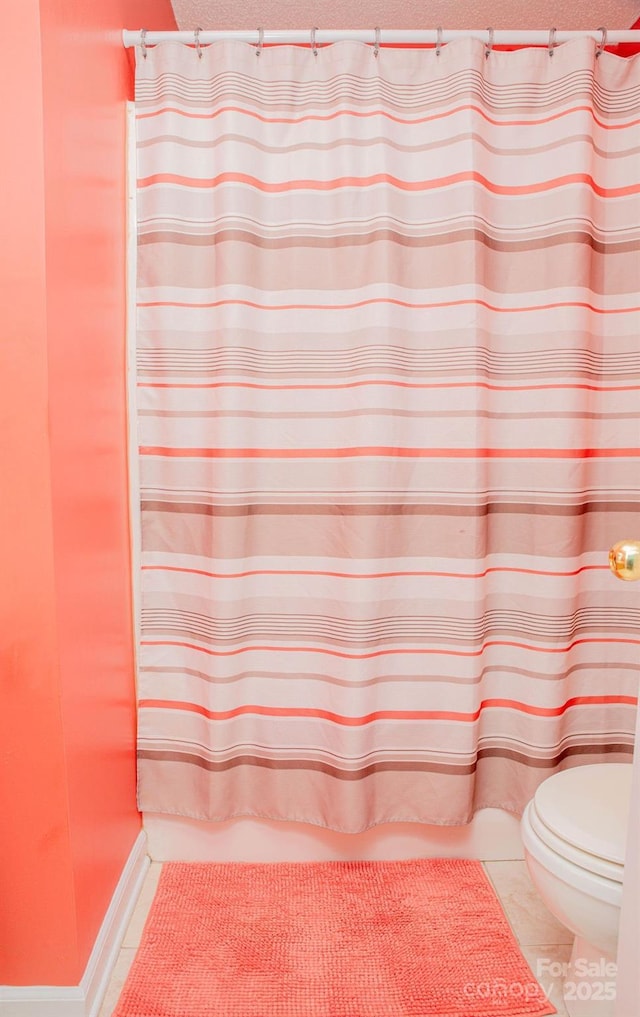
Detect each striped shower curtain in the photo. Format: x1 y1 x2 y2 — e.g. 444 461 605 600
134 38 640 831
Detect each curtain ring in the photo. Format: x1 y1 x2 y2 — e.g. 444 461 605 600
256 26 264 57
435 26 443 57
140 28 148 59
596 25 607 57
373 26 381 58
485 27 494 59
194 27 203 60
548 26 557 57
311 26 318 57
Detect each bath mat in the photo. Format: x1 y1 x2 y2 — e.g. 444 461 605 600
113 859 554 1017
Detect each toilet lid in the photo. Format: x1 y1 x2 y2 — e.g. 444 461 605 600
533 763 633 866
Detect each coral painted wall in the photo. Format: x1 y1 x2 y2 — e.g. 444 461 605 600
0 0 175 988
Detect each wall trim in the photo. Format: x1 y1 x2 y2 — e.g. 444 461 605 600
0 830 148 1017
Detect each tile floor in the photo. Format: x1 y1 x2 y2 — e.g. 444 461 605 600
98 858 573 1017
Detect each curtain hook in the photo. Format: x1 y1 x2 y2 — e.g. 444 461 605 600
373 26 381 58
596 25 607 57
311 26 318 57
548 26 557 57
194 27 203 59
256 26 264 57
435 26 443 57
485 27 494 59
140 27 148 59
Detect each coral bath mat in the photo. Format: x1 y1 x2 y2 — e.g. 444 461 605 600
113 859 554 1017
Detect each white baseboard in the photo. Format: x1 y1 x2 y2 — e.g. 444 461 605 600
144 809 524 863
0 830 149 1017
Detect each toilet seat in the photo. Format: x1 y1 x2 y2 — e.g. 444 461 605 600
521 763 633 908
531 763 632 867
521 801 624 907
527 797 624 882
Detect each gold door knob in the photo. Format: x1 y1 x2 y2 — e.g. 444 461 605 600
609 540 640 581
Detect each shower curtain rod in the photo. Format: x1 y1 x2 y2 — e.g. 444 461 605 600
122 28 640 48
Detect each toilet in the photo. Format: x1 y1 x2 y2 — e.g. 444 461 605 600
521 763 633 1017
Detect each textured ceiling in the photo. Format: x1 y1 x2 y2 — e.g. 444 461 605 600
170 0 639 31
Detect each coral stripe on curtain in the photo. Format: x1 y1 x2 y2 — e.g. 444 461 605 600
134 38 640 831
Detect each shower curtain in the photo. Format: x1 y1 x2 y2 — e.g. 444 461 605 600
134 37 640 831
